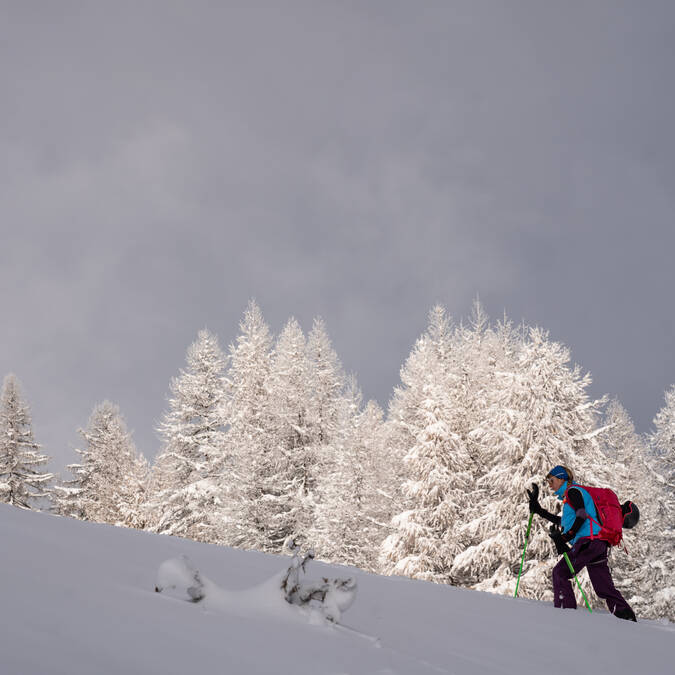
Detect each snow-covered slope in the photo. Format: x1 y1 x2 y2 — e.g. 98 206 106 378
1 505 671 675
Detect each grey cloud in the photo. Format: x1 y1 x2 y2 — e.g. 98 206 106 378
1 1 674 469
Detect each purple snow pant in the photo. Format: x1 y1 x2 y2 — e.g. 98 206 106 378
551 539 631 614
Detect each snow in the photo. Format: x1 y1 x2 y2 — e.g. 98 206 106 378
1 504 672 675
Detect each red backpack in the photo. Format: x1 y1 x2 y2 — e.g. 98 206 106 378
565 484 624 547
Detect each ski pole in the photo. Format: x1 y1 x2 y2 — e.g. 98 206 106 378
563 552 592 612
514 512 534 598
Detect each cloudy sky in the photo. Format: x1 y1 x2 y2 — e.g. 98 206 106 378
1 1 674 471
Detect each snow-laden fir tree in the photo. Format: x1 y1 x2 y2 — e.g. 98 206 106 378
55 401 146 526
143 450 172 526
457 302 520 464
351 398 397 570
602 398 644 467
452 325 609 602
254 317 314 551
644 386 675 619
599 398 651 510
600 399 675 620
382 306 455 510
304 318 351 560
223 300 275 549
0 374 52 509
651 384 675 489
120 451 150 529
314 376 392 571
647 497 675 621
53 460 89 520
306 317 345 447
149 329 228 543
309 373 357 563
381 306 473 582
447 316 526 584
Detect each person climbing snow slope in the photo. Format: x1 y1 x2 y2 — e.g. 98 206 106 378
527 465 637 621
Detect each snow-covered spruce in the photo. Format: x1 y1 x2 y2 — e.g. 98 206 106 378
598 399 675 620
651 384 675 490
54 401 147 526
219 300 275 550
0 374 52 510
148 329 228 543
381 305 472 583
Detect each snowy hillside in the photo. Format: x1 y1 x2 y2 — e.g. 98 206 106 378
1 505 672 675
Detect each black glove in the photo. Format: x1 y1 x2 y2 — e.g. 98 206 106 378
526 483 541 514
549 525 571 555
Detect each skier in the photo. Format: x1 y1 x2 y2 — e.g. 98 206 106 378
527 465 637 621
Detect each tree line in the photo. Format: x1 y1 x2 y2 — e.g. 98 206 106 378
1 299 673 620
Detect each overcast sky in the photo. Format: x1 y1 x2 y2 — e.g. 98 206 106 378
1 1 674 472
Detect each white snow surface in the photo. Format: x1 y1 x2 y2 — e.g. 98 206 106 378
1 505 672 675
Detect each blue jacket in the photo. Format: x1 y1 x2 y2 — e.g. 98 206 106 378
554 481 601 545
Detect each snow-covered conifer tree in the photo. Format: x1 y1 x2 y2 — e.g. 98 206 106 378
306 317 345 446
449 300 514 470
383 306 454 499
599 398 653 510
641 387 675 620
352 398 396 569
253 318 314 551
55 401 146 526
600 399 675 620
223 300 275 549
53 459 90 520
150 329 227 543
309 374 358 563
0 374 52 510
381 306 473 582
651 384 675 487
602 399 643 467
315 376 392 571
119 452 150 529
303 317 354 559
143 448 175 529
